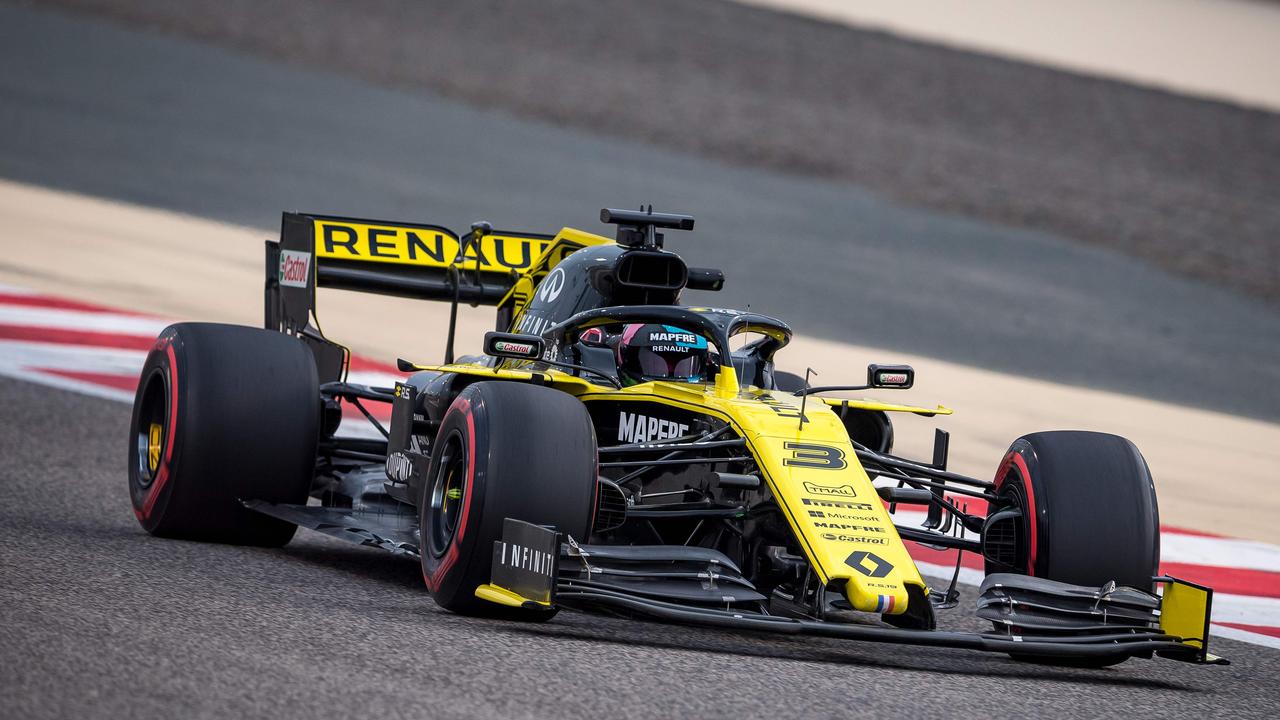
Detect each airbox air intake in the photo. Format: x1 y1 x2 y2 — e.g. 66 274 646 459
614 250 687 292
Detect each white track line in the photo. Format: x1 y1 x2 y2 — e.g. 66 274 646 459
0 306 170 335
0 339 146 376
346 370 404 387
1210 625 1280 651
1160 534 1280 574
0 365 136 404
891 508 1280 571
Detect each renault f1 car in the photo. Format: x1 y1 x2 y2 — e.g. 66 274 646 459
127 207 1225 666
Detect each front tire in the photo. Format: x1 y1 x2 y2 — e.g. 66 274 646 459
983 430 1160 667
419 381 597 618
127 323 319 546
984 430 1160 590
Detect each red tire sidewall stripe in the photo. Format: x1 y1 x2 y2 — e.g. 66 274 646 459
588 452 599 534
424 396 476 591
995 449 1038 574
137 338 179 521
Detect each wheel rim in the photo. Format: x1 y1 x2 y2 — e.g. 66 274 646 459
427 429 467 558
995 468 1033 574
134 368 168 488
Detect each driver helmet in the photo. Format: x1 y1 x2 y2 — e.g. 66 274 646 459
616 324 710 386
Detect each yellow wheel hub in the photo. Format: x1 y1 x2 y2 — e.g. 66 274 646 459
147 422 162 471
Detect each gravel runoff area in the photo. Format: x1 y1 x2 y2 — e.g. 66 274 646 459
28 0 1280 304
1 376 1276 720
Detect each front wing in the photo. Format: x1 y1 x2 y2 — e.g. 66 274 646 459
243 502 1224 665
479 520 1226 665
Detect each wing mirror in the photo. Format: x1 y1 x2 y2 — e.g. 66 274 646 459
868 364 914 389
484 332 545 360
686 267 725 291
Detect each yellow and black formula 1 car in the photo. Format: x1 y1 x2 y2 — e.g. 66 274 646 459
127 207 1225 666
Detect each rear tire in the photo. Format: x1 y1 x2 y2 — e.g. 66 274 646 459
419 381 597 618
127 323 319 546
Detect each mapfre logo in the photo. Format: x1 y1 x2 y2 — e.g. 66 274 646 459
279 250 311 288
813 522 884 533
618 412 689 444
648 331 697 344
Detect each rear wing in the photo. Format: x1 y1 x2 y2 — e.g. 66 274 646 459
264 212 608 380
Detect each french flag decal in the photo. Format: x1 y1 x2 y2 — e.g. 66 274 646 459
875 594 896 613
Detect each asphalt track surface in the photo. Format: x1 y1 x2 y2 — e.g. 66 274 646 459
2 376 1277 719
3 4 1280 422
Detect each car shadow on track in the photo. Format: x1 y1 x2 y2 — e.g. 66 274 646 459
499 620 1195 690
278 535 424 588
238 534 1199 691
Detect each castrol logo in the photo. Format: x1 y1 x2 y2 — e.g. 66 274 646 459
279 250 311 288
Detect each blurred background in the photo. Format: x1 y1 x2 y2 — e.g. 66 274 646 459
1 2 1278 714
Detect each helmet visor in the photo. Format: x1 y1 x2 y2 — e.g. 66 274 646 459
636 349 705 380
670 355 705 378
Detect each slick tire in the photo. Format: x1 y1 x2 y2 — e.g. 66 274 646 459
984 430 1160 667
419 381 597 619
128 323 319 546
984 431 1160 589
